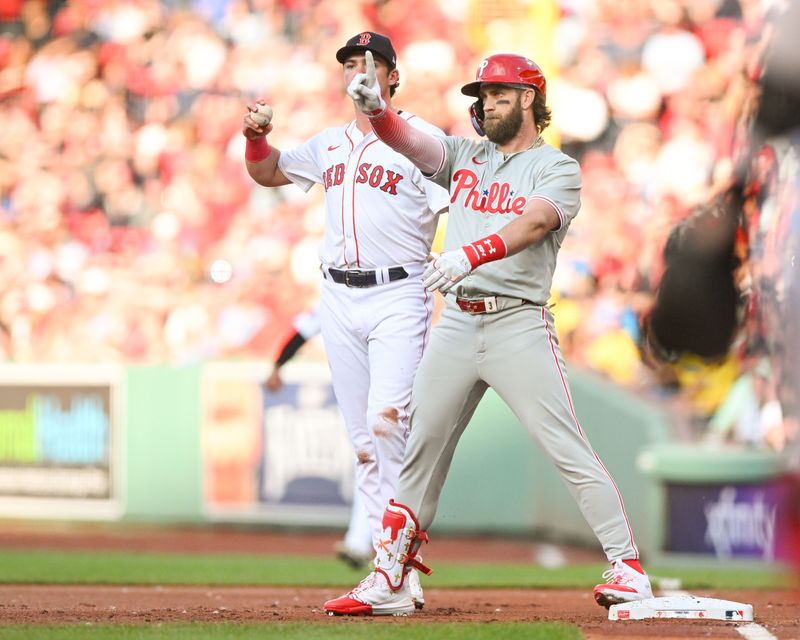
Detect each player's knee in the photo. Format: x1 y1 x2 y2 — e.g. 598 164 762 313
356 448 374 464
371 406 401 438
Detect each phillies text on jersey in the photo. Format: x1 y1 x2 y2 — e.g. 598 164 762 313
430 136 581 304
451 168 527 214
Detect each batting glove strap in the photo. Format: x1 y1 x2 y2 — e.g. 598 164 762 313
463 233 507 269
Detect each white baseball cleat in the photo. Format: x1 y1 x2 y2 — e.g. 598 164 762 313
323 571 415 616
407 567 424 610
593 559 653 609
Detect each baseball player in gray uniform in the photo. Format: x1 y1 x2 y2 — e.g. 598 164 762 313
323 52 653 616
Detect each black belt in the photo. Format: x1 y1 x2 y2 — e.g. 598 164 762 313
326 266 409 288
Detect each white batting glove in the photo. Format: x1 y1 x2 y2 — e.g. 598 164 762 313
346 51 386 116
422 249 472 294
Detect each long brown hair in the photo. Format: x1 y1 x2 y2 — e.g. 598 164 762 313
533 90 551 133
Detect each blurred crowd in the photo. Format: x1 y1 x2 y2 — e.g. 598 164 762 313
0 0 797 450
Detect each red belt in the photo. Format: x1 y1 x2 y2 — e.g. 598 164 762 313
455 296 534 315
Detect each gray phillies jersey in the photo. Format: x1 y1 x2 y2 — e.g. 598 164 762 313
430 137 581 304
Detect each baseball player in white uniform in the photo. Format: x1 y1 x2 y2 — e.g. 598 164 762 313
323 52 654 616
264 307 373 569
243 32 450 609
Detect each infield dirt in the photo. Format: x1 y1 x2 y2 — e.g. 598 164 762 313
0 524 797 639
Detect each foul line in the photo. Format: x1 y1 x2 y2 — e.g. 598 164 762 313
736 624 778 640
659 589 776 640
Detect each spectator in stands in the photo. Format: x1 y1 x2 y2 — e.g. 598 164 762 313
0 0 795 453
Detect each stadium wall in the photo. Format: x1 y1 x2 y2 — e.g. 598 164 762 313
0 363 788 562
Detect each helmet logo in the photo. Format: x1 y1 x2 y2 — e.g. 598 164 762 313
477 58 489 79
358 32 372 46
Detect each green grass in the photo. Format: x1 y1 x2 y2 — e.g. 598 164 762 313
0 622 581 640
0 549 789 590
0 549 789 639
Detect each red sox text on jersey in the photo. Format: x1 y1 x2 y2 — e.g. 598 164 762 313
323 162 405 194
451 168 527 214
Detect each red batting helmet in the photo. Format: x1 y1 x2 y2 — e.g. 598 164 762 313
461 54 546 101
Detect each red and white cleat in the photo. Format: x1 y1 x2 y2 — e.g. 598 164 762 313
593 559 653 609
324 571 415 617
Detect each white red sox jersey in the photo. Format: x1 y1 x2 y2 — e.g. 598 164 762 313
278 113 450 269
430 137 581 304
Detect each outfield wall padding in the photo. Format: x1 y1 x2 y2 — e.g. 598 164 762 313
120 364 671 555
125 366 203 522
436 368 671 558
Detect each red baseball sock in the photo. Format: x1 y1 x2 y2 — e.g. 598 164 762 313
622 559 644 574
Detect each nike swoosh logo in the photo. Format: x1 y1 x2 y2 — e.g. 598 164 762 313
328 144 341 151
471 156 486 164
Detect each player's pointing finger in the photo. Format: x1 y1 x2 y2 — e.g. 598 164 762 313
347 50 384 114
365 50 376 88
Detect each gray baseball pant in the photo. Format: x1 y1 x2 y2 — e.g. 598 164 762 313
395 299 639 561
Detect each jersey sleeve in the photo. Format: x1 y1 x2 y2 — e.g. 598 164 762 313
401 116 452 214
421 176 450 214
277 133 325 192
426 135 465 190
530 155 582 231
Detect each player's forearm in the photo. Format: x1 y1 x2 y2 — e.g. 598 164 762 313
275 331 307 366
456 201 558 274
368 109 445 175
498 200 560 255
246 145 289 187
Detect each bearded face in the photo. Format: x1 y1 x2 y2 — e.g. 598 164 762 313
483 90 524 145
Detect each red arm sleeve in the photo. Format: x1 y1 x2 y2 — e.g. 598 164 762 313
368 109 447 176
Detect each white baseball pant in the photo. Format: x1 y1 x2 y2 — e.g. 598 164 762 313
319 266 433 552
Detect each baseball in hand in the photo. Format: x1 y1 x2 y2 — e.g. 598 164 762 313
251 103 273 127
